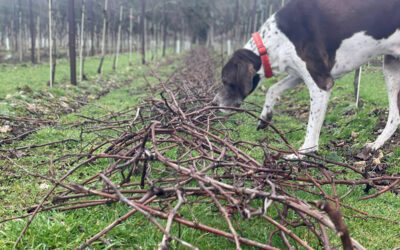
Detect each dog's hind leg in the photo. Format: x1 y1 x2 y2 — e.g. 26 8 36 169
367 55 400 150
258 75 302 128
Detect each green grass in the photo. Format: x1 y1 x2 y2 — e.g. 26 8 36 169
0 50 186 249
0 50 169 119
242 68 400 248
0 51 159 99
0 56 399 250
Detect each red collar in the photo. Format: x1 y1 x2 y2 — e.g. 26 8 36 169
252 32 273 78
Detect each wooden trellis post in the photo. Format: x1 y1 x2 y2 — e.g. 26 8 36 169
354 67 362 108
29 0 36 64
113 5 123 71
269 3 273 17
129 8 133 65
97 0 108 74
140 0 146 64
18 0 23 62
79 0 86 81
37 16 41 63
68 0 77 85
48 0 53 87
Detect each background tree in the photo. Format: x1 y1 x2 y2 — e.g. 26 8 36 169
79 0 86 81
49 0 55 87
140 0 145 64
28 0 36 63
68 0 77 85
0 0 290 66
97 0 108 75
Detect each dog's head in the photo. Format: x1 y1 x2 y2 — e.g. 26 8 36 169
213 49 262 109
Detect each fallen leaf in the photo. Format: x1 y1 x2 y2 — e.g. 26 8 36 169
9 150 26 158
356 147 372 161
376 150 384 160
334 140 346 147
0 125 12 133
354 161 366 171
60 101 71 109
372 158 381 165
39 183 50 190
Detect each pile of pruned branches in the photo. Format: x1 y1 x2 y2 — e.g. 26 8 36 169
5 48 400 249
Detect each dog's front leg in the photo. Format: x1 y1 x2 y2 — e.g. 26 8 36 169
300 86 331 153
258 75 301 129
285 86 331 160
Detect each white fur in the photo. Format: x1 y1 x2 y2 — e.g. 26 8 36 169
332 30 400 77
368 57 400 150
259 75 302 122
246 15 400 156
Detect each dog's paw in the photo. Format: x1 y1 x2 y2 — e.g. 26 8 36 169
364 142 379 151
257 120 269 130
257 113 273 130
283 153 304 160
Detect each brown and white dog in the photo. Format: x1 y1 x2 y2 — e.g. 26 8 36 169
214 0 400 157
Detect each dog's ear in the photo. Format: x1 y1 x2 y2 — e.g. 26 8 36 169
221 60 238 86
216 49 262 108
236 61 259 96
251 74 261 94
222 49 262 98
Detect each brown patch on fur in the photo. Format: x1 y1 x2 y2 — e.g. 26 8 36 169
276 0 400 90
